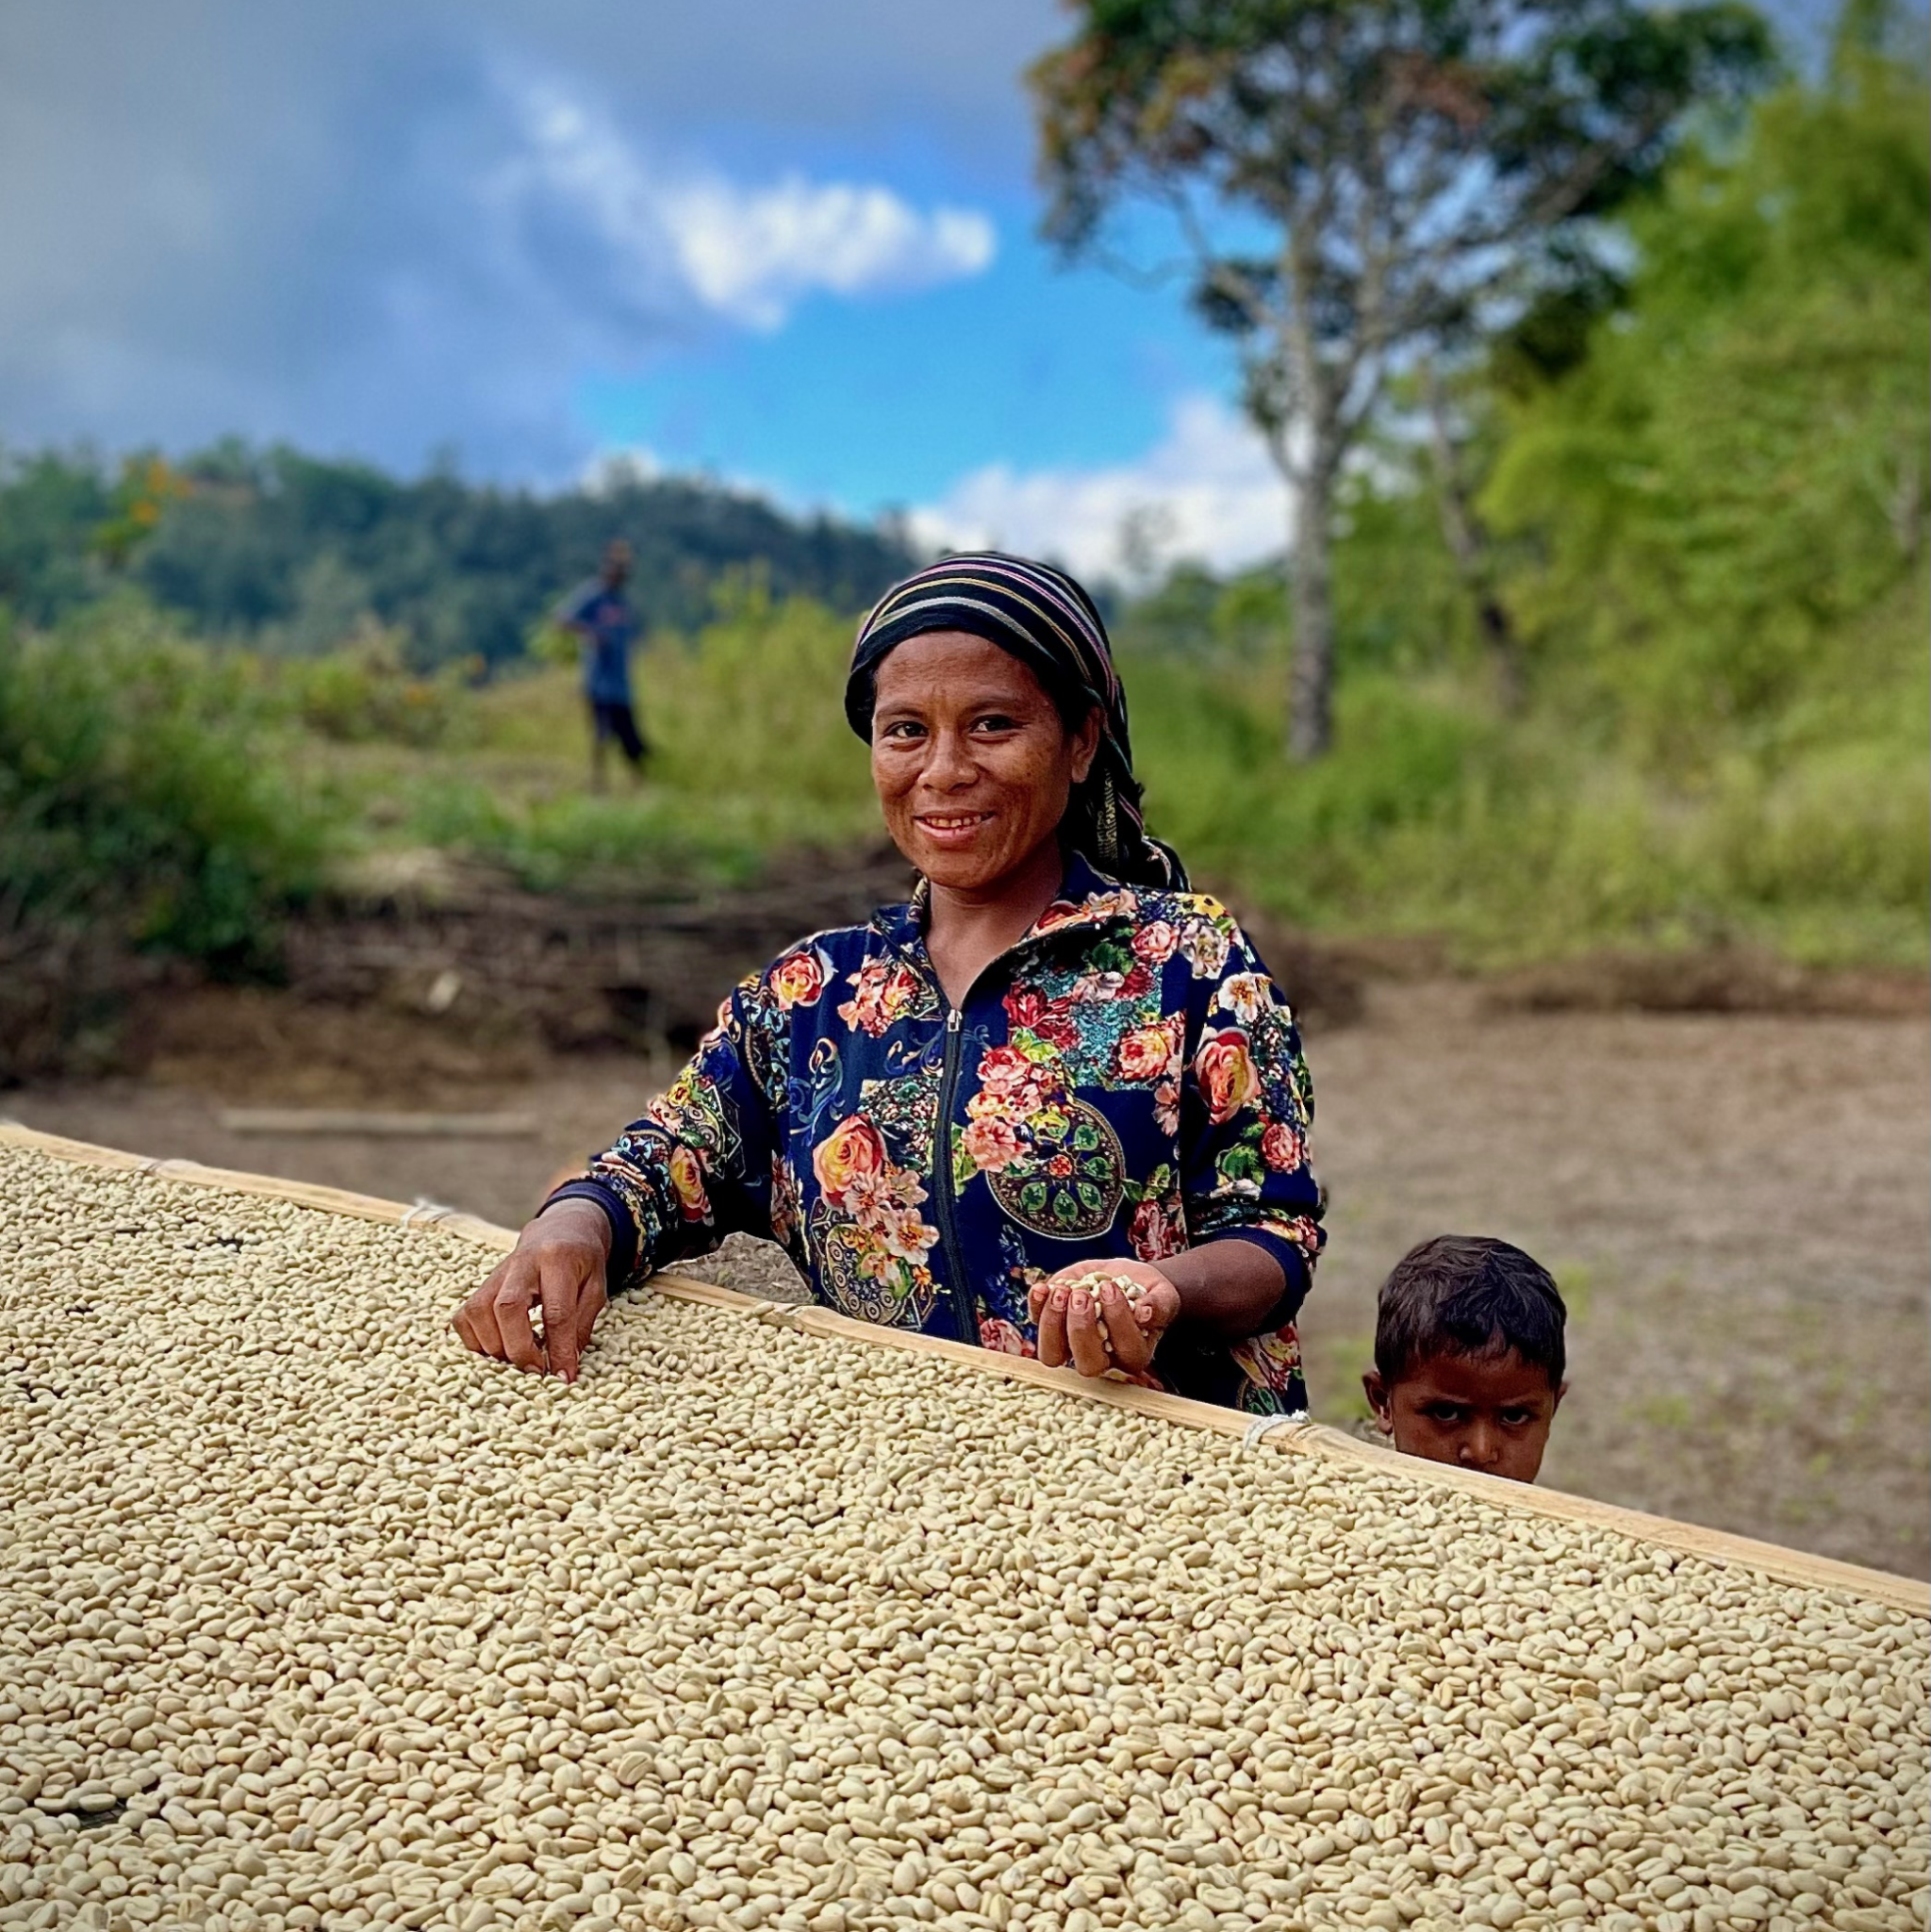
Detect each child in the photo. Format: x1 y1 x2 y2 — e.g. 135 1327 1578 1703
1362 1235 1566 1483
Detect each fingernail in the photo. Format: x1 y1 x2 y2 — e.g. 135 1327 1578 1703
1101 1282 1120 1305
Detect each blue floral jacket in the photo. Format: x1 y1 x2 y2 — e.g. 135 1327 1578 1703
553 856 1325 1413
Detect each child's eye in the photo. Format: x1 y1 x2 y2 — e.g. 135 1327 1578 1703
1500 1409 1537 1428
1423 1403 1469 1424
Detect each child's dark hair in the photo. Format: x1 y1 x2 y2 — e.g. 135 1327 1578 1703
1375 1236 1566 1388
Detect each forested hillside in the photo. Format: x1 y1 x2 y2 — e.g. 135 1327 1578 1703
0 442 916 668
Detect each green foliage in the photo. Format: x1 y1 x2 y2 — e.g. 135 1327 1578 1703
0 448 114 621
2 21 1921 994
1079 31 1915 968
92 455 191 572
395 782 773 899
276 624 480 748
1114 564 1288 665
644 577 878 832
1482 44 1930 760
1124 575 1928 968
0 440 916 670
0 600 327 967
1032 0 1774 755
1028 0 1774 301
1101 13 1931 976
1330 473 1480 676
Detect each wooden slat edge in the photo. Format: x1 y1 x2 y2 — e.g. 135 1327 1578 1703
0 1122 519 1253
215 1110 540 1139
5 1121 1924 1616
656 1287 1931 1615
1275 1425 1931 1613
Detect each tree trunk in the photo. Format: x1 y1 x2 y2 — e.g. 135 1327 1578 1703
1286 465 1334 761
1423 363 1525 712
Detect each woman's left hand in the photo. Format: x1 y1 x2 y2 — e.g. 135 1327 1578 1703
1029 1260 1180 1381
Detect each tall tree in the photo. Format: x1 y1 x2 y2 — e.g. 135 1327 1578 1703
1032 0 1772 757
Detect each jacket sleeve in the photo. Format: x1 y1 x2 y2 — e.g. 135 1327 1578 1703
1174 905 1326 1326
545 973 784 1292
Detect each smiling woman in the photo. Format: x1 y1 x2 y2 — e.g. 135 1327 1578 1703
868 633 1102 944
454 553 1327 1412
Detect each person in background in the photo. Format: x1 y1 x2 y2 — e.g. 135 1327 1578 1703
557 538 647 790
1362 1235 1567 1483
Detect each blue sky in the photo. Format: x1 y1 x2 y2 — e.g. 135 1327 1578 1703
0 0 1291 574
575 232 1228 508
0 0 1833 576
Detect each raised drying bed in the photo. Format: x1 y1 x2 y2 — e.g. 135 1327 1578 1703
1 1125 1923 1932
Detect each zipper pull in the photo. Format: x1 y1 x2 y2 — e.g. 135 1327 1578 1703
948 1008 962 1033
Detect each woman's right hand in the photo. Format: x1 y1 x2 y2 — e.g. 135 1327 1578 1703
452 1198 614 1383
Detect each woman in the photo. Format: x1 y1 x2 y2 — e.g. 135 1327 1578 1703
454 554 1324 1412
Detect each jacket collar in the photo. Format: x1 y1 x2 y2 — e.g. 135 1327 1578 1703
872 851 1143 965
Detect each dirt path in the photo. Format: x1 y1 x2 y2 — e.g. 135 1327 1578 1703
9 982 1925 1578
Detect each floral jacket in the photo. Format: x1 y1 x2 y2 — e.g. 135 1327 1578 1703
553 856 1326 1413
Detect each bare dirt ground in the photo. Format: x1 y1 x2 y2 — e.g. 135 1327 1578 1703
8 980 1925 1580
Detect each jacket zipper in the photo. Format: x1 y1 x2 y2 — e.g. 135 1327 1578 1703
912 879 1118 1345
931 1005 980 1343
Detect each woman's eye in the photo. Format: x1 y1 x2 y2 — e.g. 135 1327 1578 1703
971 714 1019 734
879 720 925 740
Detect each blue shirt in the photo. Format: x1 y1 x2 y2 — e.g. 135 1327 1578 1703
558 580 636 704
550 856 1326 1414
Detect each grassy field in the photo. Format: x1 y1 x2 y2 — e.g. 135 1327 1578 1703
6 567 1925 1020
286 572 1930 974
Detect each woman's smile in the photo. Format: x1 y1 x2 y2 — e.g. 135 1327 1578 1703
915 808 996 845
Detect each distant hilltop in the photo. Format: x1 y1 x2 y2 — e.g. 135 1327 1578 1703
0 440 920 667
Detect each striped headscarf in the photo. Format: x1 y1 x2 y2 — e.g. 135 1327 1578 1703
845 553 1186 890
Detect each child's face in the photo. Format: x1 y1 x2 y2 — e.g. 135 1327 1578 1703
1362 1348 1564 1483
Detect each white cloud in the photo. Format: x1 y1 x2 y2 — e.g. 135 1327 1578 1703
661 178 995 331
505 81 995 333
909 394 1289 582
0 4 1038 474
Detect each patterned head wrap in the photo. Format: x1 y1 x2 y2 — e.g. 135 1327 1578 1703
845 553 1186 890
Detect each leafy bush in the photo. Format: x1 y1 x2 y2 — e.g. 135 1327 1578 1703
1483 49 1930 761
279 622 480 747
0 600 327 969
645 576 876 835
1122 588 1928 970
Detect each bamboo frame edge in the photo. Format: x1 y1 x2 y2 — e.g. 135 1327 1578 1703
4 1121 1923 1618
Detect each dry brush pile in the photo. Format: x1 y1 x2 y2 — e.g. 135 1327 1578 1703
1 1141 1924 1932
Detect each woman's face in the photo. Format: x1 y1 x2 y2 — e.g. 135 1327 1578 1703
869 632 1100 896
